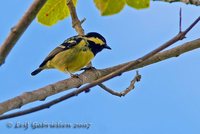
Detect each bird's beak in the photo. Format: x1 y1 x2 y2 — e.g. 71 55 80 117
104 45 111 50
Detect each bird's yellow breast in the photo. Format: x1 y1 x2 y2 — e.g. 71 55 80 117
46 40 94 73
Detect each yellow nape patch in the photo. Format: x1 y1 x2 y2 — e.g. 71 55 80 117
87 37 105 45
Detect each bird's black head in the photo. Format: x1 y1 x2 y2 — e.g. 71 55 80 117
85 32 111 56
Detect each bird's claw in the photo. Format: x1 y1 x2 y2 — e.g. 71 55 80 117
70 73 79 78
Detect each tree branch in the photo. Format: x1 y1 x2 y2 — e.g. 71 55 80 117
1 38 200 120
0 71 141 120
0 16 199 117
67 0 85 35
0 39 200 120
0 0 47 66
153 0 200 6
98 71 141 97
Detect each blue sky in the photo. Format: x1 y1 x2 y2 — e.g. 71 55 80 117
0 0 200 134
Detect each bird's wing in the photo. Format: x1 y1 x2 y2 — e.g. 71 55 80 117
39 36 82 67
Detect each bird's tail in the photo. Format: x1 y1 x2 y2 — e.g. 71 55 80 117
31 68 43 76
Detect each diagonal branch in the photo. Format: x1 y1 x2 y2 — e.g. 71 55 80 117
0 38 200 119
0 17 199 118
0 71 141 120
0 0 47 66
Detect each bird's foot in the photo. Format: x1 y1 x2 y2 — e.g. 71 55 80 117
70 73 80 78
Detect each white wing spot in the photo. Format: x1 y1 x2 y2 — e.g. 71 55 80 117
58 45 66 48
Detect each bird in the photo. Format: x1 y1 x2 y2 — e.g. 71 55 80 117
31 32 111 76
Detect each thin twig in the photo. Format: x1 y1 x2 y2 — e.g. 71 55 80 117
67 0 85 35
0 16 199 120
179 8 182 32
80 18 86 25
98 71 141 97
0 0 47 66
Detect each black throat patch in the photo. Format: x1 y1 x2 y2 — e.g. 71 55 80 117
87 40 104 56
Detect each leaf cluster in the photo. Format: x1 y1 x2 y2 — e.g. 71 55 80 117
37 0 150 26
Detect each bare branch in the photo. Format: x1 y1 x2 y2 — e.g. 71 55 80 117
0 71 141 120
153 0 200 6
0 88 81 120
0 0 47 66
0 38 200 119
98 71 141 97
67 0 85 35
0 17 199 118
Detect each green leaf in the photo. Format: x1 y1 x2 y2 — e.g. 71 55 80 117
37 0 77 26
126 0 150 9
94 0 125 16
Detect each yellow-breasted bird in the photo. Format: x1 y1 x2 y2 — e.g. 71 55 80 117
31 32 111 76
